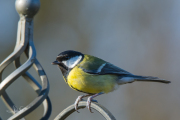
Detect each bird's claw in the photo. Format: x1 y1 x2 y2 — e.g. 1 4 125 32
87 97 93 113
74 93 102 113
74 95 84 113
86 97 98 113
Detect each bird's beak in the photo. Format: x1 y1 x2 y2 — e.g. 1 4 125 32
52 60 60 65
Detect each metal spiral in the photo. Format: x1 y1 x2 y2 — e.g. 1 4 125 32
0 0 51 119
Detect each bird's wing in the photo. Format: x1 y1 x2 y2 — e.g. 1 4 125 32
79 62 132 75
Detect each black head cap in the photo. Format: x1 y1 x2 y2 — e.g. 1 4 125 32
52 50 83 65
56 50 83 62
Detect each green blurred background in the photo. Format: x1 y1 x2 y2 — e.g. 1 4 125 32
0 0 179 120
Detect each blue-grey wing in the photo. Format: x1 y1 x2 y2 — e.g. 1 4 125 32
79 62 133 75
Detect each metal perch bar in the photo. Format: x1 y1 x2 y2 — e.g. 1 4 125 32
0 0 51 119
54 101 116 120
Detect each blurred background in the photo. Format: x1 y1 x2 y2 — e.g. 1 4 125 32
0 0 179 120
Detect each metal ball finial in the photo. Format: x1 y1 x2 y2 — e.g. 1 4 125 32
15 0 40 18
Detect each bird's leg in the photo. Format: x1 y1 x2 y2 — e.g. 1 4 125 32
87 92 104 113
74 94 92 112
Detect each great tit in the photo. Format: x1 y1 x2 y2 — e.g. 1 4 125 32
52 50 170 112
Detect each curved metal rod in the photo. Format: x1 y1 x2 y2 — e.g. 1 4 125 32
1 92 25 120
0 41 35 95
0 19 29 116
15 58 52 119
14 22 52 119
54 101 116 120
0 39 35 120
0 20 28 72
7 40 50 120
13 47 52 119
15 59 51 119
20 69 52 120
33 60 51 120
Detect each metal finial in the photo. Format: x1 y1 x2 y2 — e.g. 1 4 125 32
15 0 40 18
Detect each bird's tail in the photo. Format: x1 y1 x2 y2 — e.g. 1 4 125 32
133 75 170 84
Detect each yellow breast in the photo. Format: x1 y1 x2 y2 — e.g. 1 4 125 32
67 66 118 94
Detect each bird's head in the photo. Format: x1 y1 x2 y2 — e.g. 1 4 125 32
52 50 83 71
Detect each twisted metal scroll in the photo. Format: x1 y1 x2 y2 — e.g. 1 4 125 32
54 101 116 120
0 0 51 119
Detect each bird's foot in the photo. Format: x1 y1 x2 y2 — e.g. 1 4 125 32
86 97 98 113
74 95 84 113
74 92 103 113
74 94 92 112
86 92 104 113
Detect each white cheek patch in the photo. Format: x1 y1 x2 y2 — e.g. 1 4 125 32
62 56 82 68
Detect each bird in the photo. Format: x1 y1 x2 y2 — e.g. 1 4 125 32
52 50 170 113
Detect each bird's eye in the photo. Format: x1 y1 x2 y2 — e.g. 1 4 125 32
65 56 69 60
